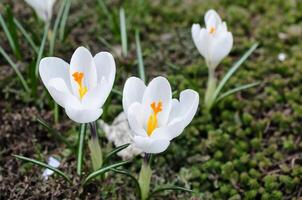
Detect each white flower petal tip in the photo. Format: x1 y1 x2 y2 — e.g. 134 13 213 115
25 0 57 22
99 112 143 160
192 9 233 70
39 47 116 123
42 156 60 180
122 76 199 154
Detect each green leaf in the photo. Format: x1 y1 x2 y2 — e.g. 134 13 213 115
104 143 130 164
147 186 194 199
135 30 145 83
5 6 21 59
59 0 71 41
83 160 130 185
0 46 30 93
77 124 87 176
13 155 71 183
36 117 74 149
111 168 141 199
35 23 49 77
49 0 67 55
13 18 38 54
0 11 20 59
212 43 259 102
215 81 261 103
119 7 128 57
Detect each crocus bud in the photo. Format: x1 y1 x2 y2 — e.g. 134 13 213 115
192 9 233 70
25 0 57 22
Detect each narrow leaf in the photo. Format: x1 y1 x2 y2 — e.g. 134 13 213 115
215 81 261 103
59 0 71 41
0 46 30 92
35 23 49 77
104 143 130 164
148 186 193 199
212 43 259 102
13 18 38 54
83 160 130 184
5 6 21 59
119 7 128 57
13 155 71 183
135 30 145 83
77 124 86 176
49 0 67 55
37 117 74 148
0 13 19 58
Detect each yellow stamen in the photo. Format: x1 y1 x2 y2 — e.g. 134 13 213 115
209 27 216 34
72 71 88 100
147 101 162 136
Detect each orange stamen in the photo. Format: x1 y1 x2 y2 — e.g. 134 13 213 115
147 101 162 136
209 27 216 34
72 71 87 100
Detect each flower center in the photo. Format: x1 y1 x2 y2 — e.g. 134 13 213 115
72 71 88 100
147 101 162 136
209 27 216 34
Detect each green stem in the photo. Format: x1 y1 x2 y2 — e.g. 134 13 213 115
204 68 217 110
139 154 152 200
88 122 103 171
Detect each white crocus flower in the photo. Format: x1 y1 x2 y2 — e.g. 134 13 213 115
39 46 116 123
42 156 60 180
123 76 199 154
25 0 57 22
192 9 233 69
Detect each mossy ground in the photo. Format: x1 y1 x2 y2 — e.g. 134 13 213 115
1 0 302 199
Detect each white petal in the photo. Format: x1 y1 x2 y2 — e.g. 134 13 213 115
122 77 146 114
205 9 222 30
47 78 79 107
65 104 103 123
93 52 116 89
192 25 211 60
127 102 148 137
210 32 233 68
69 47 97 98
39 57 72 92
142 76 172 126
166 89 199 139
133 135 170 154
81 77 110 108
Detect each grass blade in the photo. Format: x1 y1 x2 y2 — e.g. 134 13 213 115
0 12 20 59
35 23 49 76
119 7 128 57
135 30 146 83
13 155 71 183
147 186 193 200
212 43 259 102
215 81 261 103
77 124 87 176
13 18 38 54
83 160 130 185
111 168 141 198
59 0 71 41
103 143 130 164
49 0 67 55
0 46 30 93
36 117 74 148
